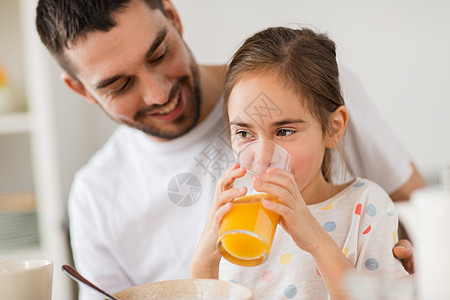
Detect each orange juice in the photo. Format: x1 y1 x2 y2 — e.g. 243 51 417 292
217 193 280 266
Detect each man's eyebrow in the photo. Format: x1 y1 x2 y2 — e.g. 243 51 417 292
144 27 167 60
94 74 125 89
93 28 168 90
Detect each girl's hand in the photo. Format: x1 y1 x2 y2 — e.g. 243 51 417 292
254 168 328 254
256 168 354 299
190 162 247 279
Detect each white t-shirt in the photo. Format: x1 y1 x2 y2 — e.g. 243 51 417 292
69 100 235 299
68 67 412 299
218 177 408 299
337 66 412 194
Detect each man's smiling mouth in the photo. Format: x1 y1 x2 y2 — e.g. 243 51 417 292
148 90 185 122
152 93 180 115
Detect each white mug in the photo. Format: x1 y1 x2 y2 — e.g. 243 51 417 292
0 259 53 300
397 187 450 299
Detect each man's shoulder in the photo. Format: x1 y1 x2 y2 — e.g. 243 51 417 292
74 126 144 184
68 126 148 209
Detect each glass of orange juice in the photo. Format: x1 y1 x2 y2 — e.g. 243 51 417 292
217 141 292 266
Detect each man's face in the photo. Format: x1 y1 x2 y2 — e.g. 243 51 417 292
64 0 201 140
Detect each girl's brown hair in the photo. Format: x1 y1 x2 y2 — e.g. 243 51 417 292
223 27 346 182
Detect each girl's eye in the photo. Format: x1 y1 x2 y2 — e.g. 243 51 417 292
277 129 295 137
235 130 252 138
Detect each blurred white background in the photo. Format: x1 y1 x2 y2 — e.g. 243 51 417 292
174 0 450 184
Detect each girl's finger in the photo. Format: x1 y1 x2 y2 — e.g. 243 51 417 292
208 187 246 225
253 179 298 208
253 172 300 205
212 202 233 228
215 187 247 207
261 199 294 219
216 163 246 192
259 169 298 193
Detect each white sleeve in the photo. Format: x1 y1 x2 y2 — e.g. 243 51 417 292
337 66 412 194
69 175 132 300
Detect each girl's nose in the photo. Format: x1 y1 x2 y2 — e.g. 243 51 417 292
254 141 274 168
253 140 291 173
251 140 278 175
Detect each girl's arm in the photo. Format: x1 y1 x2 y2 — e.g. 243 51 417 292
263 197 353 299
190 163 246 279
308 229 354 300
256 168 353 300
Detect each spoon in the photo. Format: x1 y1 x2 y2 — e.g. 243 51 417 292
61 264 120 300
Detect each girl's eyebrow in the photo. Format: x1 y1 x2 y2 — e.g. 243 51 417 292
272 119 305 126
229 121 252 128
230 119 305 128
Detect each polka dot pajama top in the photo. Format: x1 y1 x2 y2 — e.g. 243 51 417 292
219 177 408 299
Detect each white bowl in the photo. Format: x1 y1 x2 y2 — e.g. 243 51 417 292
113 278 254 300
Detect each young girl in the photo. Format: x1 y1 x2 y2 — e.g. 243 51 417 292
190 27 407 299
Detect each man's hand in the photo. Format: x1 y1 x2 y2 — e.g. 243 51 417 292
393 239 415 274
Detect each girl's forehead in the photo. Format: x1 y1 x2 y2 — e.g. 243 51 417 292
228 80 308 122
229 73 305 103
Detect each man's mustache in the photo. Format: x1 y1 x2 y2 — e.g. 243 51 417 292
134 77 186 120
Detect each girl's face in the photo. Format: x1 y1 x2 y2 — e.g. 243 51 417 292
228 73 327 192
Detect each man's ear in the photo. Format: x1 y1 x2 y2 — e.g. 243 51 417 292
325 106 348 148
161 0 183 35
61 72 97 105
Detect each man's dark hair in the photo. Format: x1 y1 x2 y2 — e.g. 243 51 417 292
36 0 165 78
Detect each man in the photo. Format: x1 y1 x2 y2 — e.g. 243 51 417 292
36 0 424 298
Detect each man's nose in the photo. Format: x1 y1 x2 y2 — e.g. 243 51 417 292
140 72 171 106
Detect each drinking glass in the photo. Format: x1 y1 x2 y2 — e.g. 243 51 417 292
217 140 292 266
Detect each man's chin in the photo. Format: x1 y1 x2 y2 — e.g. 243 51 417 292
130 118 198 140
142 126 195 140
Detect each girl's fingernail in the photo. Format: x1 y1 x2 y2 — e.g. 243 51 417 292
262 199 271 207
